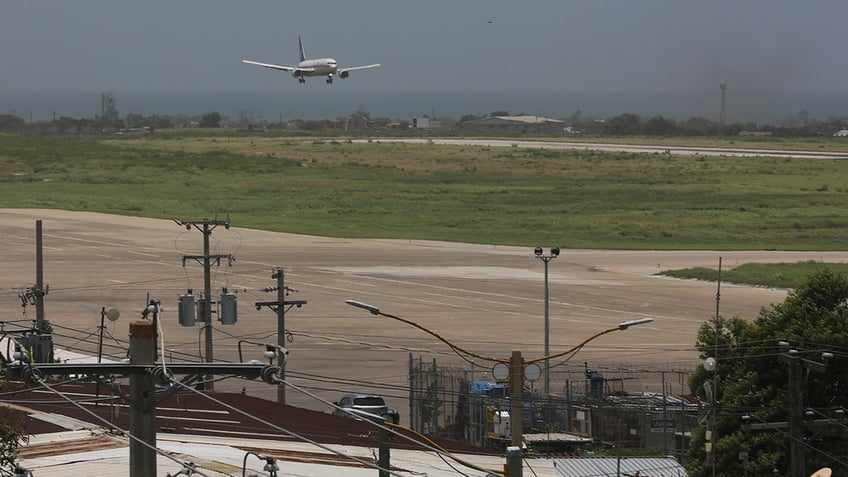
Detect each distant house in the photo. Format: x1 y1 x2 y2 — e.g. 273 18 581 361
460 115 565 134
834 129 848 137
413 116 451 130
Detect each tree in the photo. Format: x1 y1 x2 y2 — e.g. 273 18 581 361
199 112 222 128
642 115 678 136
680 117 718 136
0 406 28 474
0 114 24 131
608 113 642 135
686 268 848 477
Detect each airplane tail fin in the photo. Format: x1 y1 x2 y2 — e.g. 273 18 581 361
298 36 306 62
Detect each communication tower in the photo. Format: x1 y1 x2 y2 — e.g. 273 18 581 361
101 91 119 127
719 83 727 135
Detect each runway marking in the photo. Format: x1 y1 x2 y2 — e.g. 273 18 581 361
297 273 701 337
319 265 619 286
127 251 160 258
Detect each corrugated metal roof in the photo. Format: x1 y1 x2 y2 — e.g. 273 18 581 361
554 457 686 477
552 456 687 477
524 432 592 445
493 115 565 124
18 431 565 477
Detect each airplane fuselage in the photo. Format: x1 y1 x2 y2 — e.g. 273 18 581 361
295 58 338 78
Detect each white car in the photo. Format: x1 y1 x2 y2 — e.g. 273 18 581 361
333 393 399 424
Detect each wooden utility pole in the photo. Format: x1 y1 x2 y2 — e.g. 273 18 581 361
9 333 278 477
507 350 524 477
129 320 157 477
744 348 831 477
255 267 306 404
176 218 233 391
35 220 46 329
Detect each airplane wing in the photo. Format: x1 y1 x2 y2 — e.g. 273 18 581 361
338 63 381 74
242 60 300 72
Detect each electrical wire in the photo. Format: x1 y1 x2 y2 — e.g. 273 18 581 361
741 412 848 470
166 378 409 477
30 376 213 477
280 375 505 475
40 327 705 411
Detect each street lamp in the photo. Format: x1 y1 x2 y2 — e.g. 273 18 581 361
345 299 653 477
534 246 559 397
95 306 120 404
242 451 278 477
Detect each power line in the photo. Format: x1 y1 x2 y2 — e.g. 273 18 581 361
166 378 409 477
31 377 212 477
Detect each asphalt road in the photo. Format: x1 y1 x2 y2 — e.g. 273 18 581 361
2 209 844 416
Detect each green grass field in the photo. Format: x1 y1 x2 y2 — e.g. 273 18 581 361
3 131 848 251
657 261 848 289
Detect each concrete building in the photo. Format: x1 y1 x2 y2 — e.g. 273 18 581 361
460 115 565 135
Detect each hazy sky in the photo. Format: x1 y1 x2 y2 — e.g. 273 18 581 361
2 1 846 93
2 1 847 121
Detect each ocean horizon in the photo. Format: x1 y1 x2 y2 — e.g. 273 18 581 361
3 89 847 125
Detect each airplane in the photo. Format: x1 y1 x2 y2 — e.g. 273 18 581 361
242 36 381 84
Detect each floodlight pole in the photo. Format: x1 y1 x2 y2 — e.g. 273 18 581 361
534 247 559 397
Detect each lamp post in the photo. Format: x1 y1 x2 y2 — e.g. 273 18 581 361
345 299 653 477
242 451 279 477
534 246 559 397
95 306 120 404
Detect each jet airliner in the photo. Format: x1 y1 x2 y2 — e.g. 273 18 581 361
242 36 381 84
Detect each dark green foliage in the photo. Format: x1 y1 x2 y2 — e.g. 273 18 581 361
0 405 28 474
686 268 848 477
199 112 222 128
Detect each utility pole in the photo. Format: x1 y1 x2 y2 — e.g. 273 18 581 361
8 326 280 477
35 220 46 330
255 268 306 404
14 220 52 364
507 350 524 477
176 218 233 391
129 320 157 477
743 345 832 477
778 346 830 477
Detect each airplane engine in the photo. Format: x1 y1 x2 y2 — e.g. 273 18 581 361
340 71 350 79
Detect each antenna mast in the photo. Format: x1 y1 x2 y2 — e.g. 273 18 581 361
719 83 727 136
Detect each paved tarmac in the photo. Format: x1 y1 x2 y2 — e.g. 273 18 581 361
357 138 848 159
2 209 843 416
